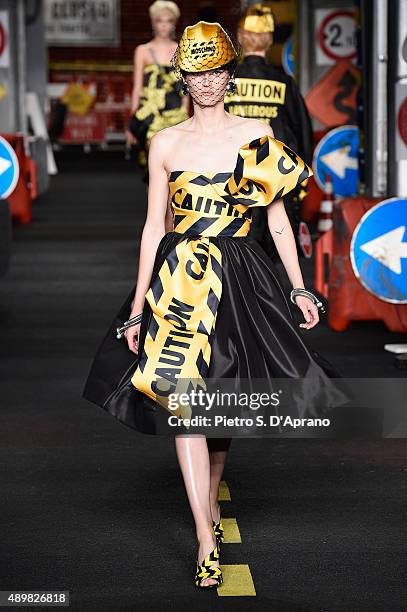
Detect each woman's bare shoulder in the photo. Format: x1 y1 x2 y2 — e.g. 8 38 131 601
151 118 191 147
240 117 275 139
150 119 193 155
224 114 275 144
133 43 149 63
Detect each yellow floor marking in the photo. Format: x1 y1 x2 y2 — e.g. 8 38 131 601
216 482 256 595
218 480 231 501
217 564 256 596
222 518 242 543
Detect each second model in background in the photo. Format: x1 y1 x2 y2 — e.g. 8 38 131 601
128 1 189 183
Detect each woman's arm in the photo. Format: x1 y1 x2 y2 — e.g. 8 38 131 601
266 200 304 289
130 132 169 315
131 45 145 112
125 133 172 352
266 201 318 329
252 121 319 329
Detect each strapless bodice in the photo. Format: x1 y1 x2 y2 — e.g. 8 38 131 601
167 135 313 238
168 170 253 237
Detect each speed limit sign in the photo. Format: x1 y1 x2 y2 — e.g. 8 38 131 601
316 8 356 66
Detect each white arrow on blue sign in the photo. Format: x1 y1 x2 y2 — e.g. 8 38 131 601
350 198 407 304
313 125 359 197
0 135 19 199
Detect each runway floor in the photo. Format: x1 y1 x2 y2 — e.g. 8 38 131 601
0 151 406 611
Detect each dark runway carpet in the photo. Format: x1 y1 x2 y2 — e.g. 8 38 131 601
0 151 406 611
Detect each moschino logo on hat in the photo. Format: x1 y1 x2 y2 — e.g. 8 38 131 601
190 41 217 57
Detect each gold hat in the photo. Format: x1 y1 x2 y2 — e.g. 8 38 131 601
173 20 239 73
238 3 275 33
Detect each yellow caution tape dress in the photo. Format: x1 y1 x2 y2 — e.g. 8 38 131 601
131 135 318 419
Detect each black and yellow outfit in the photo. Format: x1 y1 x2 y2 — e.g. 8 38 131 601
82 135 349 434
129 46 188 180
224 54 314 261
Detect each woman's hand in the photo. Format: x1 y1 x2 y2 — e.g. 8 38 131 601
124 323 140 354
294 295 320 329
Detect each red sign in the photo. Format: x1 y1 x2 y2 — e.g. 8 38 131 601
398 97 407 148
60 111 106 143
318 9 356 61
49 71 132 144
305 60 359 127
298 221 312 258
0 21 6 56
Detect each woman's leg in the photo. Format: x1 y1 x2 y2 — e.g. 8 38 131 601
207 438 232 524
175 434 220 587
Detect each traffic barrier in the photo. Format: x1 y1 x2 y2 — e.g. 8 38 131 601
0 199 12 278
314 227 333 299
1 134 36 224
314 196 407 331
317 173 334 234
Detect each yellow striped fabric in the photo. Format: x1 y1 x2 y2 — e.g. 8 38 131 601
130 135 313 419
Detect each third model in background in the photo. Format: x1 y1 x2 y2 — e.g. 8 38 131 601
224 3 313 262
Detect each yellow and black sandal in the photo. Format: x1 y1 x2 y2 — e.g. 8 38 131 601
212 518 224 546
194 542 223 589
212 511 225 547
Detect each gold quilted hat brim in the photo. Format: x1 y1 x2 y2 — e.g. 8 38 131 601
176 20 238 73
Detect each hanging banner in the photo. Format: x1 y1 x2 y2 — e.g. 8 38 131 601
44 0 119 46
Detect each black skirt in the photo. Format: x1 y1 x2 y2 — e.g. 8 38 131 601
82 232 351 436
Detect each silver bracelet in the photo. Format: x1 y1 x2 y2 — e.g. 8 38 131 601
290 288 326 314
116 313 143 339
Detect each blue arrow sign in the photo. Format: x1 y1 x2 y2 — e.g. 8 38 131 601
282 37 294 77
350 198 407 304
0 136 19 199
313 125 359 197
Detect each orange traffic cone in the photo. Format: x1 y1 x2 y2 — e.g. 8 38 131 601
317 174 335 235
